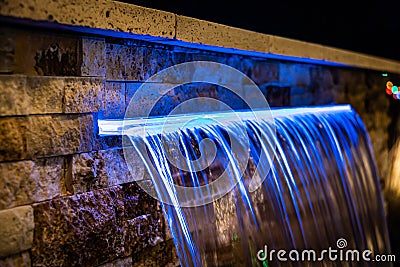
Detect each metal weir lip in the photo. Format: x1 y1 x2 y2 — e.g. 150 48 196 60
98 104 352 137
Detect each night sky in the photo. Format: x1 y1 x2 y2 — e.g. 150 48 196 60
121 1 400 62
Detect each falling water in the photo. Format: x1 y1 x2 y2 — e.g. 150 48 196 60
102 105 391 266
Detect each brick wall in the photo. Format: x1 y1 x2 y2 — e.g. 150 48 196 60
0 23 399 266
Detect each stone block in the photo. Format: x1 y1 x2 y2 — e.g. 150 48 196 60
105 43 134 80
97 257 133 267
107 1 175 39
32 186 125 267
0 75 28 116
122 182 162 220
176 15 269 54
124 214 164 256
100 82 125 119
71 149 132 193
0 52 14 73
28 114 93 157
268 35 324 60
0 157 64 210
63 77 105 113
0 206 34 257
144 47 171 80
279 63 311 87
81 37 106 77
0 0 110 30
131 239 180 267
27 76 64 114
14 28 81 76
0 117 29 161
0 251 31 267
0 26 15 73
247 60 279 86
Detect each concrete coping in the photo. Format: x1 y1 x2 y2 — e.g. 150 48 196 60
1 0 399 74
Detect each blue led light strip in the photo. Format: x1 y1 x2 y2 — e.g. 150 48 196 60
98 104 352 137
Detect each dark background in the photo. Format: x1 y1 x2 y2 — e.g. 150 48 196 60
120 1 400 62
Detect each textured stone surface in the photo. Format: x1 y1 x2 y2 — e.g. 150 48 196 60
131 239 180 267
0 157 64 210
105 43 143 80
32 186 125 267
107 1 175 39
13 27 81 76
176 15 270 54
97 257 133 267
81 36 106 77
0 51 14 73
0 206 34 257
124 214 165 256
71 149 132 193
0 251 31 267
101 82 125 119
122 182 165 256
0 75 28 116
0 26 15 73
28 114 93 157
0 117 29 161
64 77 105 113
27 76 64 114
0 0 110 30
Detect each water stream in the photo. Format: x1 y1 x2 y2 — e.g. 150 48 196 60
106 105 391 266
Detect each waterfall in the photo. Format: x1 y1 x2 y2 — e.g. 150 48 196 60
102 105 391 266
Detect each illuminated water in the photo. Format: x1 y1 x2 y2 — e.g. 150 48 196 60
103 105 391 266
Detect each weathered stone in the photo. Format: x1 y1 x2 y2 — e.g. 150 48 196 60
124 213 164 256
0 157 64 210
105 43 132 80
0 52 14 73
176 14 269 54
32 186 125 267
0 75 28 116
0 206 34 257
0 117 29 161
122 182 162 221
0 251 31 267
0 161 33 209
260 85 292 107
81 37 106 77
0 0 110 30
101 82 125 119
0 26 15 73
14 28 81 76
142 47 171 80
71 149 132 193
28 114 93 157
0 26 15 53
131 239 180 267
279 63 311 87
247 60 279 86
97 257 133 267
125 46 145 81
268 35 324 60
107 1 175 39
27 76 64 114
64 77 105 113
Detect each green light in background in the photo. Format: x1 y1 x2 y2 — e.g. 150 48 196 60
382 73 388 77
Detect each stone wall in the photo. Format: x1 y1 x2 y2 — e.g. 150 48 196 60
0 21 399 267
